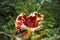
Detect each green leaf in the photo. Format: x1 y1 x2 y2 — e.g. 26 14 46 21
46 0 52 3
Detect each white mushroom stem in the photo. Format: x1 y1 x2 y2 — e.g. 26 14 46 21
15 36 21 40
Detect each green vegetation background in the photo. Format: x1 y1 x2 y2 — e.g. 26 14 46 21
0 0 60 40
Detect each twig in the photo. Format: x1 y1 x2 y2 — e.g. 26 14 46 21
0 31 11 37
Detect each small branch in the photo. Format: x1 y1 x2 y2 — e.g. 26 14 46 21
0 31 11 37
